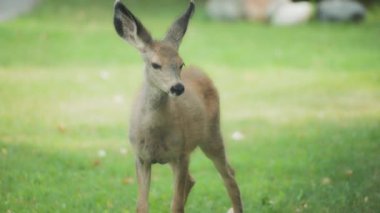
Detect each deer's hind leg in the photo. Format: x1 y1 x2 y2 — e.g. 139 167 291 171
183 173 195 205
200 134 243 213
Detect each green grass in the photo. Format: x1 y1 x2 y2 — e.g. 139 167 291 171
1 0 380 212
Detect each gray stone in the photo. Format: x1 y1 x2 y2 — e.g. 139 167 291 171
317 0 366 22
270 1 314 26
0 0 38 21
206 0 244 21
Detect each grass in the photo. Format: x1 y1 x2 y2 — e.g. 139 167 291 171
1 0 380 212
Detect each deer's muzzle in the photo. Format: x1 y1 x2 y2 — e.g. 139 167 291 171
170 83 185 96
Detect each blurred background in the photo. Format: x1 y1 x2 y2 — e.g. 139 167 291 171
0 0 379 212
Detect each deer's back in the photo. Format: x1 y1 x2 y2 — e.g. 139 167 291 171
182 66 220 127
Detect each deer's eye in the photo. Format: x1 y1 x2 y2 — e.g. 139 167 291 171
151 63 162 70
179 63 185 70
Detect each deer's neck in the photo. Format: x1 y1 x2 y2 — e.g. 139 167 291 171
142 81 169 111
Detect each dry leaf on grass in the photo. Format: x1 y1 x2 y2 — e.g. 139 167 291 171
345 169 353 177
122 177 135 185
92 159 101 167
57 123 66 133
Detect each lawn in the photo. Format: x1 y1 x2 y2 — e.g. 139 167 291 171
1 0 380 212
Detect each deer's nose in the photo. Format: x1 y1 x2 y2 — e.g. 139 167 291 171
170 83 185 96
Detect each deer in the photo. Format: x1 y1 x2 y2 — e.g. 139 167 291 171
113 0 243 212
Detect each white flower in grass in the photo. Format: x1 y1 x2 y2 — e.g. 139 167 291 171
364 196 369 203
120 147 128 155
113 94 124 104
98 149 107 158
231 131 244 141
321 177 331 185
99 70 110 80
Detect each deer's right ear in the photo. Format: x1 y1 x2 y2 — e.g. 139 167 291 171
113 0 153 51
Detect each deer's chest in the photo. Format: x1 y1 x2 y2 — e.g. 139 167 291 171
131 123 184 164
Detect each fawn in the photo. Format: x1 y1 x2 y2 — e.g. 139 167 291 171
113 0 243 212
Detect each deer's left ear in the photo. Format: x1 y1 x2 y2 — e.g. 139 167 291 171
113 0 153 51
164 1 195 50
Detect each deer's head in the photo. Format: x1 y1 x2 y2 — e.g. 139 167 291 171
113 0 194 97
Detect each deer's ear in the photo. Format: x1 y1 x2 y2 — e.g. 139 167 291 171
164 1 195 50
113 0 153 51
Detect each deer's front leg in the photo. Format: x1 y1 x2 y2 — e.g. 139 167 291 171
170 156 190 213
136 158 152 213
